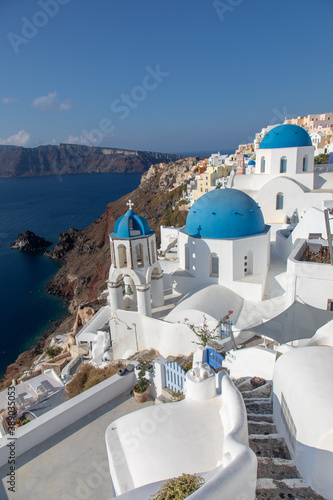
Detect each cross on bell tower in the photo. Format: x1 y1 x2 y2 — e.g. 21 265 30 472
126 199 134 210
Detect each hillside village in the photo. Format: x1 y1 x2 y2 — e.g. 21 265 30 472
1 113 333 499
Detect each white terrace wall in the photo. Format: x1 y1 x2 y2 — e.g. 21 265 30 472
0 371 136 469
111 310 198 360
114 373 257 500
286 239 333 309
273 347 333 500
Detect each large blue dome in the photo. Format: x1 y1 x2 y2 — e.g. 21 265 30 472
259 124 312 149
113 209 153 239
185 189 265 239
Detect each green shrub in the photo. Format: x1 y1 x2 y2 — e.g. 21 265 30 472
134 361 151 393
314 153 329 164
45 346 62 358
183 362 192 373
170 390 185 402
151 473 204 500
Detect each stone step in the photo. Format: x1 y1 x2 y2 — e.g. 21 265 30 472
248 421 277 436
245 401 273 415
256 477 326 499
250 436 292 459
242 384 272 399
248 414 274 423
256 457 299 480
243 397 272 404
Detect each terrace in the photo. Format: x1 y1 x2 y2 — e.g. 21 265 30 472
0 372 153 500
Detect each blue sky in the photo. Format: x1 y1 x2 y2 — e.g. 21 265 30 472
0 0 332 153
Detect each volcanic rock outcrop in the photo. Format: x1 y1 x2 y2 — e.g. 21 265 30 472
10 230 52 251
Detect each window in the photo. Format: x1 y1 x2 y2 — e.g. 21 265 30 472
210 253 219 277
303 156 308 172
276 192 284 210
136 243 143 267
150 241 155 264
185 246 190 270
244 251 253 276
280 157 287 173
118 245 127 268
260 157 265 173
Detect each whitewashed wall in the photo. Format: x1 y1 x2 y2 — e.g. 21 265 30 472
273 347 333 500
112 373 257 500
286 240 333 309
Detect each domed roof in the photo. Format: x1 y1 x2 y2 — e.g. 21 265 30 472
248 160 255 166
113 208 153 239
259 124 312 150
185 189 265 239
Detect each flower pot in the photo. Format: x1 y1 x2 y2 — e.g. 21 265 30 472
133 386 148 403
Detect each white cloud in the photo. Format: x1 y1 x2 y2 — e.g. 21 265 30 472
0 130 32 147
2 97 18 105
31 91 58 111
59 99 72 110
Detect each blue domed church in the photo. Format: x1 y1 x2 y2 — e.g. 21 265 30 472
256 124 314 180
178 189 270 301
108 201 164 317
232 124 325 224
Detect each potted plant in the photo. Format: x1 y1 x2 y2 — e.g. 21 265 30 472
150 473 204 499
133 361 151 403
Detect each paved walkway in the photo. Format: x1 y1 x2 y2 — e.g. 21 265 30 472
0 391 154 500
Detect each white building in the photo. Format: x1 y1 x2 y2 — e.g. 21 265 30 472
232 124 333 224
273 346 333 500
107 201 164 317
178 188 270 301
208 152 227 166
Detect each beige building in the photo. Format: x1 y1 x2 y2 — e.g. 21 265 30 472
285 111 333 131
191 163 231 202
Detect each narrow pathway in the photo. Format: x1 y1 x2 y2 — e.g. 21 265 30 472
234 378 325 500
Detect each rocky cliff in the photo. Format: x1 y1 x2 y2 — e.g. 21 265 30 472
0 143 183 177
45 157 195 312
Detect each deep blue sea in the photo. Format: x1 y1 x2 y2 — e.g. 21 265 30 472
0 173 141 377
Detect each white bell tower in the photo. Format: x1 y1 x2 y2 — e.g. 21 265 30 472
108 201 164 317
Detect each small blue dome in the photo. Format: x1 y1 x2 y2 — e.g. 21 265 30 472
186 189 265 239
259 124 312 150
248 160 255 166
244 154 248 157
113 209 153 239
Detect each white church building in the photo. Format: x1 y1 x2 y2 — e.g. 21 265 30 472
107 201 164 317
178 189 270 301
232 124 333 224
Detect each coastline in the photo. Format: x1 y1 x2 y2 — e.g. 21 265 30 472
0 157 194 389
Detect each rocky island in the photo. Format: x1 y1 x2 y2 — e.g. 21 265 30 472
10 230 52 251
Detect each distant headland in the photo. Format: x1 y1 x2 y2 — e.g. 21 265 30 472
0 144 183 178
